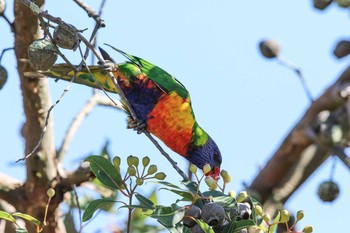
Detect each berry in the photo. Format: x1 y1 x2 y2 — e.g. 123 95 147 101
259 39 280 59
28 38 57 70
0 65 8 89
317 180 339 202
201 202 225 226
53 25 79 50
183 205 201 228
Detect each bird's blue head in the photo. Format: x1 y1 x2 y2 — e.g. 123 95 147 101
187 136 222 180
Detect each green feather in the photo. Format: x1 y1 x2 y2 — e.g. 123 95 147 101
105 44 190 99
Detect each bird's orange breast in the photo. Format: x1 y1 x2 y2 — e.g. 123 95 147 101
146 92 195 156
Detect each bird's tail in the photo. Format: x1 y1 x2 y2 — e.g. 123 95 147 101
24 64 119 94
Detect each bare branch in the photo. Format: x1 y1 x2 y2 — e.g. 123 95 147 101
57 92 123 161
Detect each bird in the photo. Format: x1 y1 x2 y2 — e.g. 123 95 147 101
39 45 222 179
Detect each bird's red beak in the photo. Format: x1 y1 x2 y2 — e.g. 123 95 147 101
205 166 221 181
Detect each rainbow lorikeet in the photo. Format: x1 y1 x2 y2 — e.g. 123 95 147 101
40 46 222 179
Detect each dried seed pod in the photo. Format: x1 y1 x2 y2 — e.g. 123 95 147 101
259 39 280 59
201 202 225 226
337 0 350 7
313 0 333 10
238 203 252 220
333 40 350 58
0 65 8 89
183 205 201 228
53 25 79 50
28 39 57 70
317 180 339 202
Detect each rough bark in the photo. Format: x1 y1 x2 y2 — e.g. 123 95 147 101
249 65 350 214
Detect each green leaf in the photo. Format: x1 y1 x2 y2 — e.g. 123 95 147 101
12 213 41 226
135 193 156 210
0 210 15 223
155 181 182 189
83 198 116 222
194 219 215 233
202 190 226 197
269 211 280 233
164 223 192 233
159 188 194 202
85 155 123 190
150 206 185 227
181 179 199 195
233 219 256 232
212 195 237 208
223 220 236 233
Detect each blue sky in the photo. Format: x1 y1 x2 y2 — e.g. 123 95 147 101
1 0 350 232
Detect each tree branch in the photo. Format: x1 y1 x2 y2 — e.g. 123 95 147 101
249 65 350 213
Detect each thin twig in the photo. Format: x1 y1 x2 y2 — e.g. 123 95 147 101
0 47 14 63
277 56 314 102
19 0 197 194
0 14 15 32
72 187 83 233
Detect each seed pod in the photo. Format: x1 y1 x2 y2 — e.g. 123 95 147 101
190 164 198 174
136 178 144 186
333 40 350 58
228 190 236 198
0 65 8 89
183 205 201 228
236 191 248 203
313 0 333 10
302 225 314 233
337 0 350 7
259 39 280 59
262 213 271 223
127 166 136 176
254 205 263 216
0 0 5 15
296 210 304 221
238 203 251 220
147 165 157 175
221 170 231 183
112 156 121 168
317 180 339 202
142 156 150 167
28 39 57 70
53 25 79 50
205 176 218 190
47 188 55 198
202 164 211 174
154 172 166 180
280 209 290 223
201 202 226 226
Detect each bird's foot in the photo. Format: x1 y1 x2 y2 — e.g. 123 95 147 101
127 117 146 134
98 60 118 72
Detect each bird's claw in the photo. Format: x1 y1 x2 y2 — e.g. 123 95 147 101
127 117 146 134
98 60 118 72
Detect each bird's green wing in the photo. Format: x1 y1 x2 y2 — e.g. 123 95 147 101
105 44 190 99
39 64 119 94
